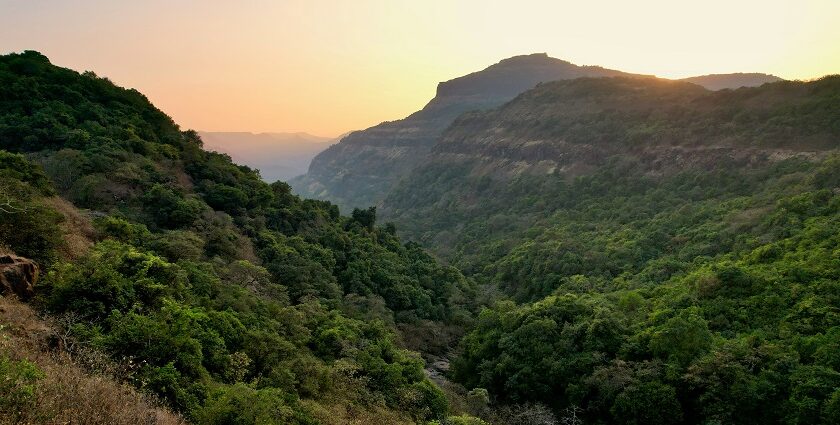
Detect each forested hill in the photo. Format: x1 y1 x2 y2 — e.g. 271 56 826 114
380 75 840 423
0 50 476 424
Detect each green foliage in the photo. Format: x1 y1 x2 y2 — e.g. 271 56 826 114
0 153 63 265
434 142 839 425
610 381 682 425
142 184 205 229
194 384 317 425
0 355 44 422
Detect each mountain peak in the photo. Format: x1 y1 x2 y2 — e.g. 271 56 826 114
434 54 631 99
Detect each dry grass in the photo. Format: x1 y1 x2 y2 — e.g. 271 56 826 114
42 196 97 261
304 400 414 425
0 296 187 425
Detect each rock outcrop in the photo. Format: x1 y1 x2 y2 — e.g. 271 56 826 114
0 254 39 300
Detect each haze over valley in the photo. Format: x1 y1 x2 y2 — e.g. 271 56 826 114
199 131 337 182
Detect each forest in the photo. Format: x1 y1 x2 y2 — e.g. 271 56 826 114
0 50 838 425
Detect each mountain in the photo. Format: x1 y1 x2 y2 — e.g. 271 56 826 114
679 72 783 90
0 51 474 424
198 131 336 182
290 55 787 212
290 53 648 211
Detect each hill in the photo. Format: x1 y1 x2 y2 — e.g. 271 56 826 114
0 50 478 424
198 131 335 182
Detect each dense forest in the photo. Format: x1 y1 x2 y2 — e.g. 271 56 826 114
381 76 840 424
0 51 479 424
1 50 838 425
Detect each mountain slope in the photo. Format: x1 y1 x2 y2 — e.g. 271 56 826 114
199 131 335 182
290 54 647 211
290 55 786 212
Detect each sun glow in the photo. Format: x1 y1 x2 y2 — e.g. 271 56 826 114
2 0 838 136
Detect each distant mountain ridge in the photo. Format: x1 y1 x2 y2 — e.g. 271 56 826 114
679 72 783 90
290 53 786 211
199 131 335 182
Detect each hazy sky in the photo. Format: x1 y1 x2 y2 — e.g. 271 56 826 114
2 0 839 137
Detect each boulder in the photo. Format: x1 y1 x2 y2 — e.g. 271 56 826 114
0 255 38 300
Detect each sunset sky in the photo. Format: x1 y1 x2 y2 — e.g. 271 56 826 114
2 0 839 137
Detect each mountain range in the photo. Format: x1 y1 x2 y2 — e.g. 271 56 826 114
290 53 783 211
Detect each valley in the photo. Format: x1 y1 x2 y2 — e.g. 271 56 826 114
0 48 838 425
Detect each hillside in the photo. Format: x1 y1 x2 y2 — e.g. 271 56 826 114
0 51 479 424
0 295 187 424
289 53 645 211
199 132 335 182
378 75 840 423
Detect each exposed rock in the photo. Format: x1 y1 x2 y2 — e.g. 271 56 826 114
0 254 39 300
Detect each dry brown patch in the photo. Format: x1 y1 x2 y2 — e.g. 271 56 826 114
43 196 97 261
0 297 187 425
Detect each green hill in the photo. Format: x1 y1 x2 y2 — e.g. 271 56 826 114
0 50 476 424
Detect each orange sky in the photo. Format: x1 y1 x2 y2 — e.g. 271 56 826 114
1 0 839 137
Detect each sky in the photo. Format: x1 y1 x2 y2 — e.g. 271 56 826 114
1 0 839 137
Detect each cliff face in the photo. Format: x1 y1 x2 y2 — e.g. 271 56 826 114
289 54 643 211
380 76 840 256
